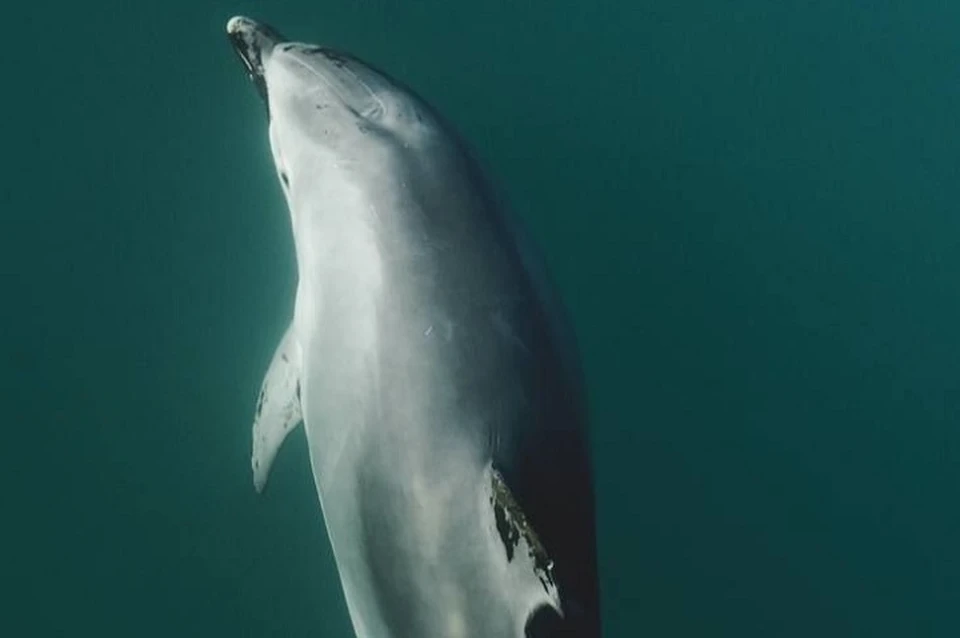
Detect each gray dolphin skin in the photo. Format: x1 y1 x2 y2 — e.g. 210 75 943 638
227 16 600 638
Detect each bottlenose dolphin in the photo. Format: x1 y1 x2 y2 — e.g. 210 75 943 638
227 16 600 638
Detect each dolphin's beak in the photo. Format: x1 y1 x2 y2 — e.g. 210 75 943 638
226 16 284 105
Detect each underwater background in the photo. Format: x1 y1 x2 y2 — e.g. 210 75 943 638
4 0 960 635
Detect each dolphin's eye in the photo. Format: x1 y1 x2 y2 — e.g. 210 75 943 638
280 171 290 188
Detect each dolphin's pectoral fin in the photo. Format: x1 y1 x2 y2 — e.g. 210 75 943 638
251 324 303 493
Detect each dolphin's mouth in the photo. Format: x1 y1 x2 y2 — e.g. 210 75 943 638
227 16 284 106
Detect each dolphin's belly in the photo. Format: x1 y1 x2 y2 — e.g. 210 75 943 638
299 362 539 637
295 270 556 637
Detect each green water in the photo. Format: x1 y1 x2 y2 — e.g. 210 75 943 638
4 1 960 635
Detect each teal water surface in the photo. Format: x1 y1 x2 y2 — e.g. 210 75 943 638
4 1 960 636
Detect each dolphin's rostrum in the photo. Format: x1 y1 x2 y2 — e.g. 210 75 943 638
227 16 600 638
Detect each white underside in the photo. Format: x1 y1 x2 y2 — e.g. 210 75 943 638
288 181 558 638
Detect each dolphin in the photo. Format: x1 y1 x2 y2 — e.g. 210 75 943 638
227 16 600 638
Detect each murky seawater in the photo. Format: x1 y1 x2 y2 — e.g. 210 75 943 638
4 1 960 635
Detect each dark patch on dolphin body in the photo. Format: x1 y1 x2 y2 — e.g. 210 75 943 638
255 388 265 418
490 468 557 593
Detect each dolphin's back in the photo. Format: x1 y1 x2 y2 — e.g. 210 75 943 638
493 216 600 638
453 143 601 637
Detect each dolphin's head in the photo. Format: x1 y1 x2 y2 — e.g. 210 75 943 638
227 16 434 199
